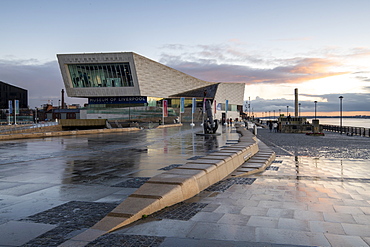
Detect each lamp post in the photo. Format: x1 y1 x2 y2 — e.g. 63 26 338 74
248 96 251 120
286 106 289 116
298 103 301 117
339 96 343 134
35 107 38 124
314 101 317 120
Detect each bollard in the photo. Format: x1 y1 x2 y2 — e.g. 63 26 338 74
253 124 258 135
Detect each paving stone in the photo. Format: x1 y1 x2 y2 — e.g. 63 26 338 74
308 221 345 235
266 166 279 171
324 233 369 247
187 222 256 242
341 223 370 237
187 156 204 160
112 177 150 188
151 202 208 221
159 164 183 170
0 221 56 246
255 228 330 246
323 212 356 224
205 178 256 192
20 201 118 246
86 234 165 247
278 218 310 231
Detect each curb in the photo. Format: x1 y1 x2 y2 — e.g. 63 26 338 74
0 127 141 141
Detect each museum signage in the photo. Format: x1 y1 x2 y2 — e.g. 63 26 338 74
88 96 147 104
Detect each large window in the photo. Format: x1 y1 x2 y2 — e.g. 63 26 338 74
67 63 134 88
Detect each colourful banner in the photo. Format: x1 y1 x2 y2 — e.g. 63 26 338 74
15 100 19 115
163 100 168 117
192 98 196 114
180 97 185 113
8 100 13 114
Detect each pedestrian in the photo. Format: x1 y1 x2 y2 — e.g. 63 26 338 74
269 121 273 132
273 122 278 132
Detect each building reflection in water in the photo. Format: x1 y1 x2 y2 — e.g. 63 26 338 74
61 125 228 185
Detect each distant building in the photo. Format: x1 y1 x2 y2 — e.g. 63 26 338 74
37 104 80 121
0 81 28 109
57 52 245 122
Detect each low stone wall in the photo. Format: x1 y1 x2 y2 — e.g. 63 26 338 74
0 125 62 135
87 126 259 234
0 127 141 141
0 122 185 141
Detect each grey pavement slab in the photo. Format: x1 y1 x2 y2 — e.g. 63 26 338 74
0 220 56 246
2 126 370 246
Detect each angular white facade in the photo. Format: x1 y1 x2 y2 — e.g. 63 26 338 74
57 52 245 120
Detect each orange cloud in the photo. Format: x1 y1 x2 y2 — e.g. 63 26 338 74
160 45 351 85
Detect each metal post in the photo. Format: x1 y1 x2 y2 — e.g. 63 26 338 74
339 96 343 134
298 103 301 117
248 96 251 120
314 101 317 120
286 106 289 116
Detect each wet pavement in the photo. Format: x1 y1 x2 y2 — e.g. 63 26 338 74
1 126 370 246
0 125 233 246
256 128 370 159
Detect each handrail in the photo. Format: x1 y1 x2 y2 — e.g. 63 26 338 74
321 124 370 137
0 122 59 134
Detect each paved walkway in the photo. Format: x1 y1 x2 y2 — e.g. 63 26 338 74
1 127 370 246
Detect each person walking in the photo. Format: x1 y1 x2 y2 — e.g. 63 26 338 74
273 122 278 132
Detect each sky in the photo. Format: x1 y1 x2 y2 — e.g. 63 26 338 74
1 0 370 116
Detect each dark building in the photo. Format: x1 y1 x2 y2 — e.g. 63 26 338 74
0 81 28 109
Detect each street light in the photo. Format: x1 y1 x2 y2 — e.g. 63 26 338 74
286 106 289 116
339 96 343 134
298 103 301 117
314 101 317 120
35 107 38 124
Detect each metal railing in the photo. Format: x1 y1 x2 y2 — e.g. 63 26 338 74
0 122 59 134
321 124 370 137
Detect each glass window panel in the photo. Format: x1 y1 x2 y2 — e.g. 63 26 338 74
67 63 133 88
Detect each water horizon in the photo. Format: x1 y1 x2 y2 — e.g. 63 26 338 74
260 116 370 128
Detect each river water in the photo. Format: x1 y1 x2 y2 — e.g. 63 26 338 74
308 117 370 128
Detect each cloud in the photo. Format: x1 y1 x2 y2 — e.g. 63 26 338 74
159 43 349 85
161 55 348 84
0 59 86 108
251 93 370 113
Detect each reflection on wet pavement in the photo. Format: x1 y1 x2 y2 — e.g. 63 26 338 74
0 125 232 225
1 125 370 246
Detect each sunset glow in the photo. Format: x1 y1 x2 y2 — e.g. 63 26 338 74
0 1 369 112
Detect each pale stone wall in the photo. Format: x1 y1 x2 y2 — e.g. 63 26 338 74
133 53 216 98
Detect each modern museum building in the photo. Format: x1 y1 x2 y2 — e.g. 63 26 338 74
57 52 245 122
